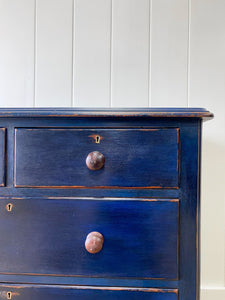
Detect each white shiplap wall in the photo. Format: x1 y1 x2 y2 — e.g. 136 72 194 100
0 1 225 298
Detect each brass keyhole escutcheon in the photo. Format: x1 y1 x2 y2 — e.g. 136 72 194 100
7 292 12 299
95 135 100 144
6 203 13 212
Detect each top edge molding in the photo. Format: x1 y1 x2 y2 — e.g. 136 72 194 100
0 108 213 120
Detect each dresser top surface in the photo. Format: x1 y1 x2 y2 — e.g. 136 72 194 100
0 107 213 120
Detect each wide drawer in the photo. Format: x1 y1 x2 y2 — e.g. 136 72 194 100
0 284 178 300
14 128 179 188
0 198 179 279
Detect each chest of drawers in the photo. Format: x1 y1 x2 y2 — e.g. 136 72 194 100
0 108 213 300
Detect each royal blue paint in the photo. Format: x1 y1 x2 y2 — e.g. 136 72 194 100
0 108 213 300
15 128 179 188
0 198 178 279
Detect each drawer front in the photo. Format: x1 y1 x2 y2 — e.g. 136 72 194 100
14 128 179 188
0 128 5 186
0 198 179 279
0 285 178 300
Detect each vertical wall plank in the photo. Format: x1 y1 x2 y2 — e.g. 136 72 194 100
111 0 150 107
74 0 111 107
189 0 225 289
0 0 35 107
35 0 73 107
150 0 188 107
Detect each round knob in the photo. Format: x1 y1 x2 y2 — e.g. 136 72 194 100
85 231 104 254
86 151 105 171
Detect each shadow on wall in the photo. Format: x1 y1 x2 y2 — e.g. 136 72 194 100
201 137 225 285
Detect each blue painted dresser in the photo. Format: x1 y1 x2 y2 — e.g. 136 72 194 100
0 108 213 300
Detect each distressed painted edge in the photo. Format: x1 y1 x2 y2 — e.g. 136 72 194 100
196 121 202 300
14 128 180 189
0 108 213 120
0 271 179 281
0 197 179 281
0 196 179 202
0 283 178 294
14 185 180 189
0 270 179 281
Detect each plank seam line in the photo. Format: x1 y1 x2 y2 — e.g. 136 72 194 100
148 0 152 107
110 0 113 107
34 0 37 107
187 0 191 107
71 0 75 107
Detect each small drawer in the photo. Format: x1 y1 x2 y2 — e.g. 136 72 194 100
0 284 178 300
0 128 6 186
14 128 179 189
0 198 179 280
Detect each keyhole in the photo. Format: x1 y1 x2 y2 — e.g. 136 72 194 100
95 136 100 144
7 292 12 299
6 203 13 212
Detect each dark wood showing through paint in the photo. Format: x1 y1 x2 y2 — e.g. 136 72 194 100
14 128 179 188
0 284 178 300
0 107 213 120
0 109 213 300
0 198 178 280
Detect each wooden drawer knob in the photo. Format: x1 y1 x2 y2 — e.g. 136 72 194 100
86 151 105 170
85 231 104 254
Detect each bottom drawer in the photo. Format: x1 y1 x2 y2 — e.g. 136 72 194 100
0 284 178 300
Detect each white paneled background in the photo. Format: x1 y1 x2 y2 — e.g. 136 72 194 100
0 0 225 298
